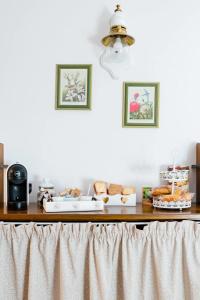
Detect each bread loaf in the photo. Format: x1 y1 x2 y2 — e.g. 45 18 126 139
94 181 107 195
122 186 135 195
108 184 123 195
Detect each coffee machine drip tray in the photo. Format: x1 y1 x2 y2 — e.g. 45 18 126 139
8 201 27 210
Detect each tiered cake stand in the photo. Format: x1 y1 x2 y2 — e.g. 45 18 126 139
153 169 191 210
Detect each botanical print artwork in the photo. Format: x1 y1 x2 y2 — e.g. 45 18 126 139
56 65 92 110
123 82 159 128
129 89 153 120
60 69 87 105
128 86 155 123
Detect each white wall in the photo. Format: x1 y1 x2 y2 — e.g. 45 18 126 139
0 0 199 201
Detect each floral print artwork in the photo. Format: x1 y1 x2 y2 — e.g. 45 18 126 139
62 71 86 103
60 69 88 105
56 65 92 110
123 83 159 127
129 89 153 120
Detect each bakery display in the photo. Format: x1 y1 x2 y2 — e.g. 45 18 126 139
153 167 193 210
93 181 136 206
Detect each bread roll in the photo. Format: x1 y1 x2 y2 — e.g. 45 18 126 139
71 188 81 197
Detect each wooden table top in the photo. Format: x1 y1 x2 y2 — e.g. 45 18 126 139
1 202 200 222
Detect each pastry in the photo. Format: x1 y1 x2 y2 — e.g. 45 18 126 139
160 190 193 202
60 188 71 197
161 195 179 202
174 190 192 201
60 188 81 197
152 186 171 196
70 188 81 197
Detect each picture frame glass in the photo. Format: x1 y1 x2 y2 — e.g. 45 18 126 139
56 65 92 110
59 68 87 106
124 83 159 127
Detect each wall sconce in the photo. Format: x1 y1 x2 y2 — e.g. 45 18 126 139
100 4 135 79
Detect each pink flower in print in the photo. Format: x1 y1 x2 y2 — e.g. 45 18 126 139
130 101 140 113
134 93 140 100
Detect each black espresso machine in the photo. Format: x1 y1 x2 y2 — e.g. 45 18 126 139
7 163 32 210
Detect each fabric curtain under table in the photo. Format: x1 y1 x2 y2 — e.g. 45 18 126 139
0 221 200 300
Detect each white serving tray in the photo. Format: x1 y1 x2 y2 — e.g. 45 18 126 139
43 199 104 212
94 193 136 206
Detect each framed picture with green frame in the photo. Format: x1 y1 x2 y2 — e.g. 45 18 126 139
55 64 92 110
123 82 160 128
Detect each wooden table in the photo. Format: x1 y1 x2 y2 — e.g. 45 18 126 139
1 203 200 222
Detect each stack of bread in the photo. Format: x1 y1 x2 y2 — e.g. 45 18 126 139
93 181 136 206
94 181 135 195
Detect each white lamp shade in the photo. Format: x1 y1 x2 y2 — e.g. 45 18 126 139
100 44 132 79
110 11 126 28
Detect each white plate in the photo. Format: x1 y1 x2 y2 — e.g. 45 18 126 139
160 170 189 182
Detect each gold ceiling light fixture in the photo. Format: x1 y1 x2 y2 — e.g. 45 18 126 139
100 4 135 79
